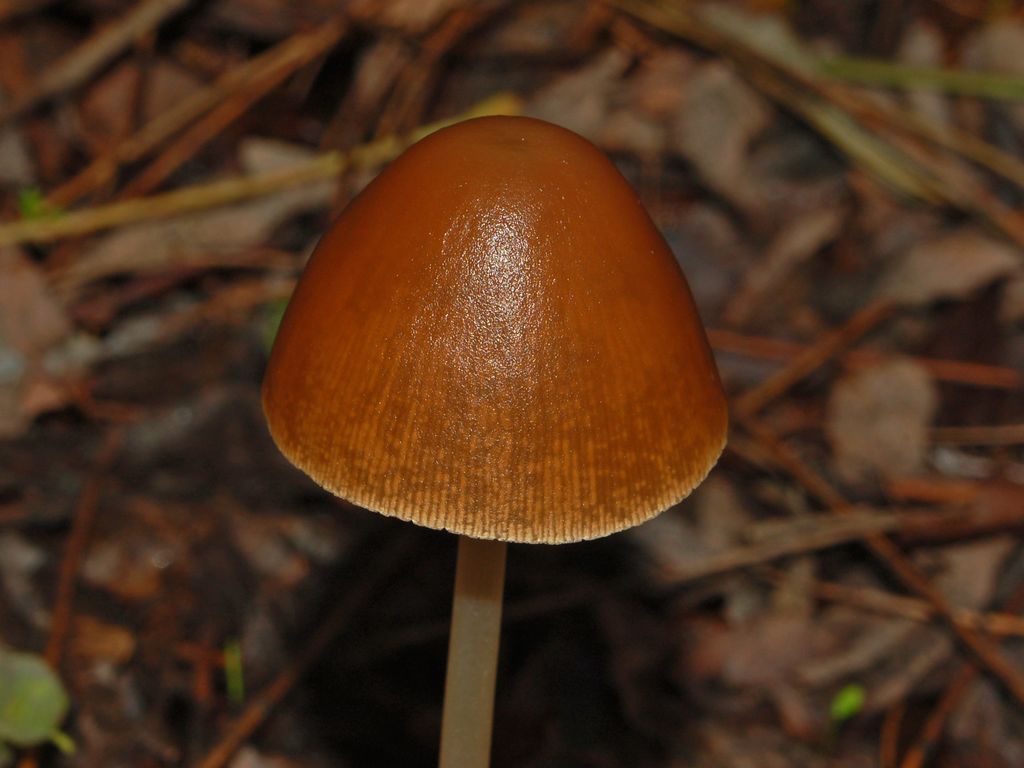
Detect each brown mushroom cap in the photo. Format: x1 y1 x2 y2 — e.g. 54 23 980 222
263 115 727 543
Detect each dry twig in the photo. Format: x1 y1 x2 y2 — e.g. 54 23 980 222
44 428 125 665
48 17 350 207
880 702 905 768
0 0 193 126
741 415 1024 707
376 5 497 136
0 0 58 22
930 423 1024 446
191 532 414 768
777 573 1024 638
732 300 894 418
615 0 1024 250
709 328 1023 390
119 18 350 198
0 92 521 247
899 579 1024 768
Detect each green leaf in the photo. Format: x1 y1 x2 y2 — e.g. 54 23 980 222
16 188 62 222
0 740 12 767
829 683 865 723
262 299 289 353
0 648 69 747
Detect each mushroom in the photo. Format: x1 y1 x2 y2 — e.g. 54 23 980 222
262 116 727 767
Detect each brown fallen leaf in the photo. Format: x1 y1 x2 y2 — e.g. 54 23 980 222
0 250 68 354
79 62 144 150
961 18 1024 133
876 228 1021 307
668 60 772 202
696 3 818 76
0 247 73 437
82 536 167 601
678 607 839 737
527 48 631 141
228 747 309 768
631 49 698 119
0 530 49 629
811 539 1014 714
797 611 918 689
80 59 204 150
54 137 335 297
142 60 210 123
81 497 186 602
867 628 952 712
204 0 336 38
601 108 665 158
480 1 593 59
71 614 136 666
628 476 754 583
931 537 1015 611
723 204 847 326
897 21 951 130
225 494 345 589
1000 274 1024 326
948 678 1024 767
721 614 829 688
321 38 412 151
0 89 33 187
826 359 938 485
348 0 469 35
601 49 698 158
690 721 854 768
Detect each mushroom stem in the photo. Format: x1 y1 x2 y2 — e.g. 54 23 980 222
439 535 508 768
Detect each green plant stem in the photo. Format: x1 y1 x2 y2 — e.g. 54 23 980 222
820 56 1024 102
439 536 507 768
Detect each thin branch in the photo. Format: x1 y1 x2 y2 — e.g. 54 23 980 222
740 415 1024 707
191 533 414 768
0 92 522 247
775 573 1024 638
930 423 1024 446
45 427 124 665
119 20 348 198
732 300 894 418
0 0 59 23
899 578 1024 768
709 327 1022 390
49 17 350 207
614 0 1024 250
0 0 193 126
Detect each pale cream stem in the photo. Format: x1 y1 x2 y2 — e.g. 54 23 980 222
439 535 508 768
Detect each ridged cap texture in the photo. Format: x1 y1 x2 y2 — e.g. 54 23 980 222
263 116 727 543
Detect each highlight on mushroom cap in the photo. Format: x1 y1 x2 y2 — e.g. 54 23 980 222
262 115 728 543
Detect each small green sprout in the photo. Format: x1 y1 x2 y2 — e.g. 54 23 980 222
16 188 62 222
223 639 245 706
829 683 866 723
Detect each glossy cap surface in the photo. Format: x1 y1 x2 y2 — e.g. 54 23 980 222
263 116 727 543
